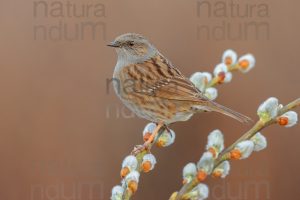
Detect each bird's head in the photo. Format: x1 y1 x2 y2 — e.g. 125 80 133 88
108 33 157 63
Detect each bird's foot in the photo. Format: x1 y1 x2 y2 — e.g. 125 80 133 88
163 125 175 140
131 122 164 156
131 143 151 155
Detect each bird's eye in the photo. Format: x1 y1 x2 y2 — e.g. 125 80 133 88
128 41 134 46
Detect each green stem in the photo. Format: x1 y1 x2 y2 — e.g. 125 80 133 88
227 63 239 72
206 77 220 88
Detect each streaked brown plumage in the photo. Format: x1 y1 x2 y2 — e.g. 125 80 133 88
108 33 251 125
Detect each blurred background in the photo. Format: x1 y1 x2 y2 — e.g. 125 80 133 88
0 0 299 199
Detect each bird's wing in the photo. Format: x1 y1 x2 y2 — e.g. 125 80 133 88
142 76 206 102
121 53 208 102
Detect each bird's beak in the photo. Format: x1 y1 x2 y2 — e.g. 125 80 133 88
107 41 120 48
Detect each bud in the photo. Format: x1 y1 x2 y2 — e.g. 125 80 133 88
251 132 267 152
197 152 214 175
190 72 212 92
183 183 209 200
156 129 176 147
143 123 157 141
204 87 218 100
125 171 140 193
128 181 138 193
257 97 279 121
125 171 140 183
197 170 207 182
231 140 254 160
121 155 138 178
214 63 227 76
202 72 212 83
238 54 255 73
120 167 130 179
141 154 157 172
212 161 230 178
206 129 224 157
214 63 232 83
277 111 298 127
182 163 197 184
111 185 124 200
222 49 238 65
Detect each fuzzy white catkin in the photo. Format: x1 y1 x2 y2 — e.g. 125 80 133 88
122 155 138 170
142 154 157 170
143 123 157 136
213 63 228 76
213 161 230 178
238 54 256 73
251 132 267 152
190 72 211 92
183 162 197 178
206 129 224 152
111 185 124 200
204 87 218 100
280 111 298 127
197 152 214 174
235 140 255 159
257 97 279 120
222 49 238 65
125 171 140 184
195 183 209 199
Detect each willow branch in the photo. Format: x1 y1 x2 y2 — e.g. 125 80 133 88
174 98 300 200
122 127 166 200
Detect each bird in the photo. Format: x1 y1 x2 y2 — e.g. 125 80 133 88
108 33 251 151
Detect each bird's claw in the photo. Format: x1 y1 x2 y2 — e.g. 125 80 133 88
131 144 150 155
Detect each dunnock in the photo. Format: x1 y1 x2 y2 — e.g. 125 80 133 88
108 33 250 149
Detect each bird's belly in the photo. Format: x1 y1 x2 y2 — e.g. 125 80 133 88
166 112 194 124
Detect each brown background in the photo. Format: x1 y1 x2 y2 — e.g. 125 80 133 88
0 0 299 199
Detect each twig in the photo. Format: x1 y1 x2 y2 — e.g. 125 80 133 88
122 127 166 199
174 98 300 200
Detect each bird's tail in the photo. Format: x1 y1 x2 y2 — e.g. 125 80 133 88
194 101 252 123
